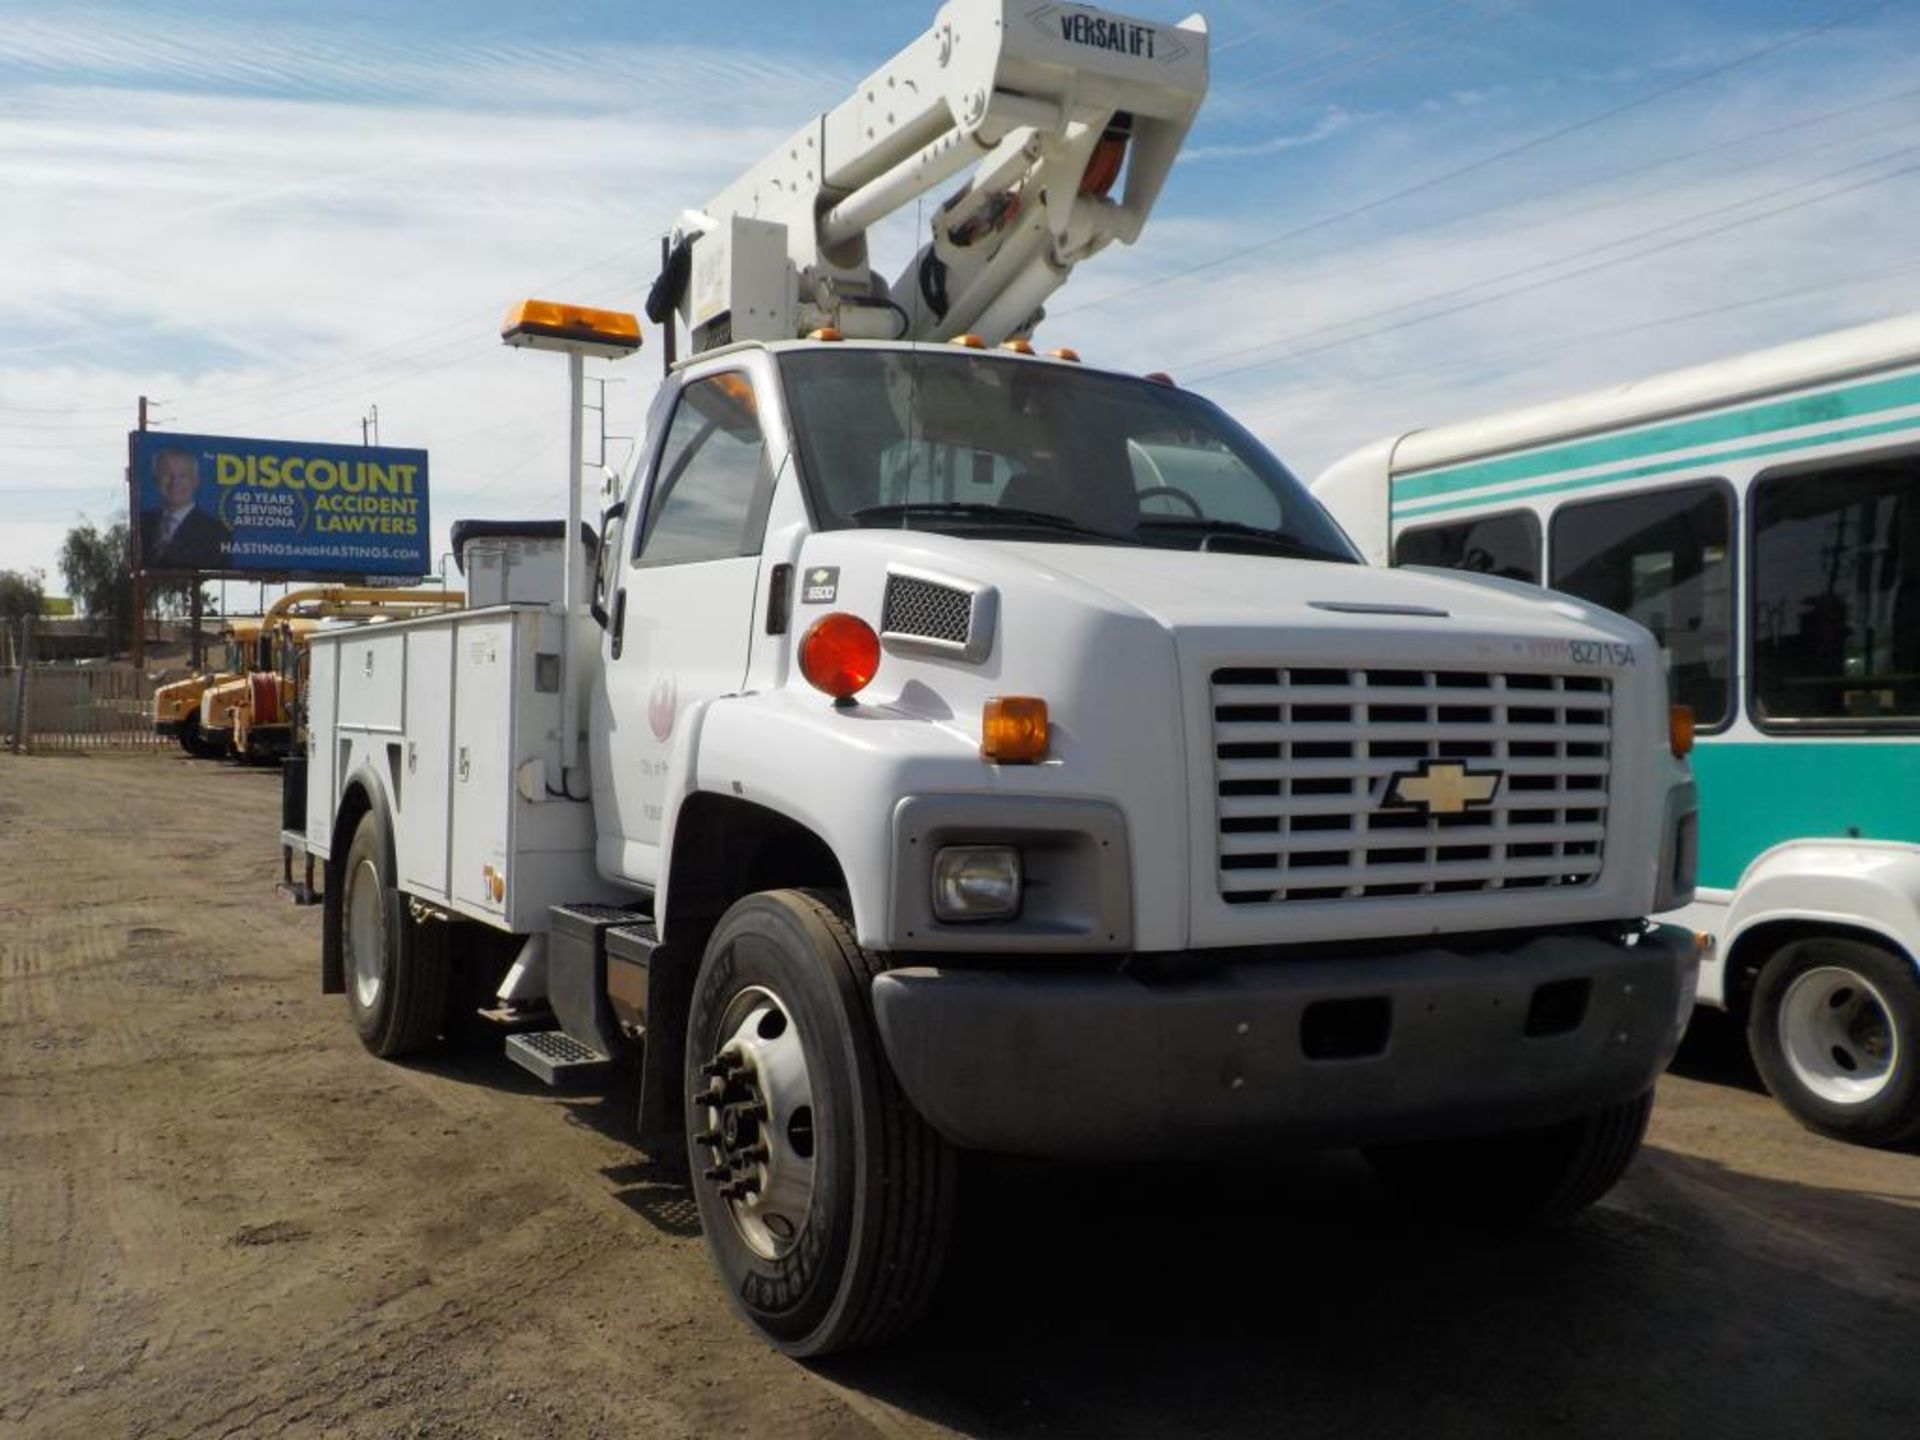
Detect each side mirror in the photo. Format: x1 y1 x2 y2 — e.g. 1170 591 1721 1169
589 498 627 630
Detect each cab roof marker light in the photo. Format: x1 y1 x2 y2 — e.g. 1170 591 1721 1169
807 326 844 341
1143 371 1176 387
1048 347 1081 363
950 333 986 349
1000 339 1035 354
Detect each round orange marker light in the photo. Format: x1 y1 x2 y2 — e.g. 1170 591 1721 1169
807 326 844 342
949 333 986 349
799 613 881 702
1000 338 1035 354
1048 346 1081 363
1143 371 1176 387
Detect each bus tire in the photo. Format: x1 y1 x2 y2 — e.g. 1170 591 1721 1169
1748 936 1920 1148
341 805 448 1058
685 889 956 1357
1364 1089 1654 1226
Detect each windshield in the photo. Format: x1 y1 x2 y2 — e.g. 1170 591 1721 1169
777 349 1358 561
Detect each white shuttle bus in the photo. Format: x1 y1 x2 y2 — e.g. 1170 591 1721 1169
1314 313 1920 1146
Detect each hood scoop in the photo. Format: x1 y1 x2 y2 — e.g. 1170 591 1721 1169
1309 600 1450 618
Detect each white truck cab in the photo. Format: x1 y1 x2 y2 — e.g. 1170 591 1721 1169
295 0 1700 1357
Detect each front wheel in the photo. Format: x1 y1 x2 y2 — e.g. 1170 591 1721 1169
1748 936 1920 1148
177 712 223 759
1364 1090 1654 1226
685 890 956 1357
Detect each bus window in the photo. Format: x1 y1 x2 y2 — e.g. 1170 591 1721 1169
1752 455 1920 727
1549 483 1733 728
1394 511 1540 582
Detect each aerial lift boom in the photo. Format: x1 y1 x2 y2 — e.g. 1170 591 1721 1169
648 0 1209 353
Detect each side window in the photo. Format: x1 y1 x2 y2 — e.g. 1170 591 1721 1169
1752 454 1920 727
1394 510 1540 582
634 373 773 567
1549 482 1733 728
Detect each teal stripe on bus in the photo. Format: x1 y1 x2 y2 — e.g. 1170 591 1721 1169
1691 742 1920 891
1393 367 1920 505
1393 412 1920 520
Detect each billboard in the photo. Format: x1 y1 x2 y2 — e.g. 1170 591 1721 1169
132 430 431 577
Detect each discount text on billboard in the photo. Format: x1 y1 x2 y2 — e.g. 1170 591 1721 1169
132 430 430 578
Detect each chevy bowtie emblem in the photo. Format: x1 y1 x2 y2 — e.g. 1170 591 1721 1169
1384 760 1501 815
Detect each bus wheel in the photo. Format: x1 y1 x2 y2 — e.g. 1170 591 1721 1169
1749 937 1920 1147
685 889 955 1357
341 806 448 1058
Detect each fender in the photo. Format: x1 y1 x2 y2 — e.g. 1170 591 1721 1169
675 689 985 947
1716 839 1920 1000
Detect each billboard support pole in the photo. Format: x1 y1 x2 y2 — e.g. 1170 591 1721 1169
130 396 147 668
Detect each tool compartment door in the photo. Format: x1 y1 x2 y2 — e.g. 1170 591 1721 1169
450 613 516 917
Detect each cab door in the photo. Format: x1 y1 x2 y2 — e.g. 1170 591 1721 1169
591 369 777 885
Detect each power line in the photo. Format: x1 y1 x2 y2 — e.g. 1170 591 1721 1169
1214 0 1359 56
1224 0 1485 92
1224 253 1920 424
1054 0 1895 318
1172 131 1920 381
1189 148 1920 387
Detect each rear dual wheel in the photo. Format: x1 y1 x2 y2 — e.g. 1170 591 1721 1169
686 890 956 1357
341 806 449 1058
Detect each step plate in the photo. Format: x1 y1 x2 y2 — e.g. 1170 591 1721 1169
504 1030 614 1089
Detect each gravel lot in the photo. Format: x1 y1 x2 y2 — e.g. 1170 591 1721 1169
3 751 1917 1439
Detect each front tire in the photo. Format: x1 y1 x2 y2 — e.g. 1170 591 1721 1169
685 890 956 1357
1748 936 1920 1148
178 712 223 759
1364 1090 1654 1226
341 806 448 1058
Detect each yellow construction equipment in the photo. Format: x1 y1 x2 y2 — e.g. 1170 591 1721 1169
154 618 266 758
202 587 465 762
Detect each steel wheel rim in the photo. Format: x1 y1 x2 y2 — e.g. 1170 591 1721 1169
1779 964 1899 1106
347 857 385 1010
693 983 816 1262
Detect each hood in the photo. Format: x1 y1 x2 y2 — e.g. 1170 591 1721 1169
981 541 1641 647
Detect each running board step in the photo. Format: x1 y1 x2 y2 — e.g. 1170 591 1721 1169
504 1030 614 1088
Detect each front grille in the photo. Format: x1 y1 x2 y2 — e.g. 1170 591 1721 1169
1210 666 1612 906
882 572 974 645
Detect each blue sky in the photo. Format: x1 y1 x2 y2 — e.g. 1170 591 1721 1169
4 0 1919 588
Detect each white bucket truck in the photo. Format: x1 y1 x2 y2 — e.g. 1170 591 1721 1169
296 0 1700 1355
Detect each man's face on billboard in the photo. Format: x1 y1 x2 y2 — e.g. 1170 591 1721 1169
156 452 198 508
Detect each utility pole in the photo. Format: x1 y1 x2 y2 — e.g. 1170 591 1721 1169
584 377 631 470
130 396 147 668
361 404 380 447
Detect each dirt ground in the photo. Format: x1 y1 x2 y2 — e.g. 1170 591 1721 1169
2 752 1917 1440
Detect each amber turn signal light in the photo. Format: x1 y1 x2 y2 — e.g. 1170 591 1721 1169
799 613 880 702
982 696 1049 763
1670 704 1695 758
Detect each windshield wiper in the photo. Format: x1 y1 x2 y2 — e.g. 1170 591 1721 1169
850 501 1128 542
1132 516 1354 563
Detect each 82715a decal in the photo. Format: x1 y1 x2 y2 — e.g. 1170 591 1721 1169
1568 639 1636 667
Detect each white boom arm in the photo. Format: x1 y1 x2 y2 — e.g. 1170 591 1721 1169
648 0 1209 352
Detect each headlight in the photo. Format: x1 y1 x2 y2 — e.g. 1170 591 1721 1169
931 845 1022 922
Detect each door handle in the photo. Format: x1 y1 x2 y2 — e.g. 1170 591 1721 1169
611 590 627 660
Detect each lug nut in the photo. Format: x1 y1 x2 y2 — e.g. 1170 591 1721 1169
703 1165 728 1183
